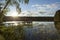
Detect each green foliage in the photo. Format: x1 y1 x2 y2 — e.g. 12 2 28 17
24 0 29 4
1 0 29 14
0 35 5 40
0 25 24 40
54 10 60 34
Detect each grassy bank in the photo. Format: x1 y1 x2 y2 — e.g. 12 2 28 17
0 25 24 40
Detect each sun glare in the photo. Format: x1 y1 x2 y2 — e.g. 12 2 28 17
11 11 18 17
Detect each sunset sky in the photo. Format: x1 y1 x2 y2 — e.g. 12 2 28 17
6 0 60 17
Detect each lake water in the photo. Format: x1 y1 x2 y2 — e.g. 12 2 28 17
3 21 60 40
23 22 60 40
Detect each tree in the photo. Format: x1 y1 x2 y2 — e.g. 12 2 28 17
54 10 60 34
0 0 29 23
2 0 29 14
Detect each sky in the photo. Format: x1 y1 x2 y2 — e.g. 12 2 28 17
6 0 60 17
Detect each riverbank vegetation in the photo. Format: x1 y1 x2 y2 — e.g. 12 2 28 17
0 25 24 40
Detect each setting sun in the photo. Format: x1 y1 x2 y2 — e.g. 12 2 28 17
10 11 18 17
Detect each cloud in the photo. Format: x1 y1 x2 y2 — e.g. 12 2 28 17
18 2 60 17
19 11 41 16
32 2 60 9
31 2 60 16
18 10 53 17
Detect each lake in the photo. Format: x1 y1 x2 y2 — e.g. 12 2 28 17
3 21 60 40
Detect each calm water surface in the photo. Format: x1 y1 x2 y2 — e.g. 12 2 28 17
4 21 60 40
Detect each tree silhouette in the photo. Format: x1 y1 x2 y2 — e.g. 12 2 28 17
54 10 60 34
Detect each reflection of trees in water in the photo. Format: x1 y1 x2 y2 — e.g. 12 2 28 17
0 22 60 40
23 23 60 40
